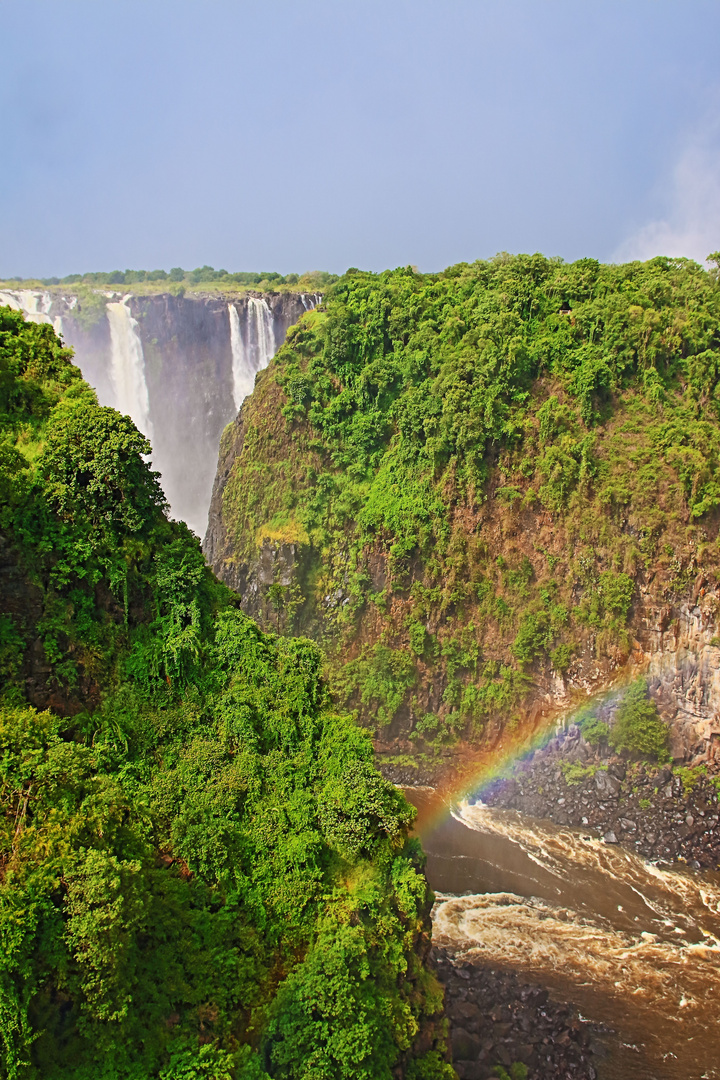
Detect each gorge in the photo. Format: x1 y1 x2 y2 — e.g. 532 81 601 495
3 254 720 1079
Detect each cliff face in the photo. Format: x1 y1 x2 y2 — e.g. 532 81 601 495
205 390 720 765
202 259 720 769
0 287 317 535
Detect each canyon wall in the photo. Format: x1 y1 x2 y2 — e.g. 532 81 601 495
0 287 318 535
204 396 720 766
201 260 720 770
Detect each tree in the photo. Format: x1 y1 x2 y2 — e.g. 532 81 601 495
40 400 166 535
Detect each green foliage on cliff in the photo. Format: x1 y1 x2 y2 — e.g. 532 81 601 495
609 679 670 761
215 254 720 748
0 307 448 1080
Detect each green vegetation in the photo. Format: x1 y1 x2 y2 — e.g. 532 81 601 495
577 711 610 747
1 268 339 297
608 679 671 761
560 761 597 786
494 1064 528 1080
675 764 707 794
216 254 720 749
0 308 449 1079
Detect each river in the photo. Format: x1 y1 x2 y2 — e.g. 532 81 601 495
407 787 720 1080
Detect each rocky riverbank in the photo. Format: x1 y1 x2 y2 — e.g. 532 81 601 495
431 946 604 1080
478 726 720 869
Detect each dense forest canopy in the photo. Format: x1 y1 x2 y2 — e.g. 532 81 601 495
213 253 720 759
0 308 450 1079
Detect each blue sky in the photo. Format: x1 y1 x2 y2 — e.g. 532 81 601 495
2 0 720 277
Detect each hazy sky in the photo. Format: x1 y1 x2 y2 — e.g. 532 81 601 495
3 0 720 277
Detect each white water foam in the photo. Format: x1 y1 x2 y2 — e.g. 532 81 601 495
454 800 720 929
0 289 54 324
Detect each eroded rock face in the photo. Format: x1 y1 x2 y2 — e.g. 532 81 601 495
494 586 720 768
642 594 720 759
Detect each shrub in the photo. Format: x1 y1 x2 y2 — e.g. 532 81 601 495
609 679 670 761
675 765 706 794
550 643 574 673
560 761 596 785
577 712 610 746
597 571 635 621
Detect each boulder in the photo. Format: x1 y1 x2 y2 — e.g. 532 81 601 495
595 770 621 796
451 1027 482 1061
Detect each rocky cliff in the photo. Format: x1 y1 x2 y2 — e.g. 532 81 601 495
0 286 318 534
203 257 720 770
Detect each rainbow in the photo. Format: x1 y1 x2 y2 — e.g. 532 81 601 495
408 680 630 835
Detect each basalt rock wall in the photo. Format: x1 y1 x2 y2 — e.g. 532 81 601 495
204 381 720 768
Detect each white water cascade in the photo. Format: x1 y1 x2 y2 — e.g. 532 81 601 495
0 288 65 341
105 297 153 439
0 289 52 323
228 303 249 411
300 293 321 311
228 297 277 412
249 296 276 374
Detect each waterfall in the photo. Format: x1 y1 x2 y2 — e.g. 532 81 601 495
249 296 276 370
300 293 321 311
2 286 310 535
229 303 250 411
228 297 277 412
0 289 53 325
105 297 153 439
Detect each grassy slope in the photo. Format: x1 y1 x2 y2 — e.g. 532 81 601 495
212 255 720 766
0 307 450 1080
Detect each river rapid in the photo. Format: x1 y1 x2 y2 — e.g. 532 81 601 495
407 788 720 1080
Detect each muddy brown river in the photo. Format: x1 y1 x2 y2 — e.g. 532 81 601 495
407 788 720 1080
